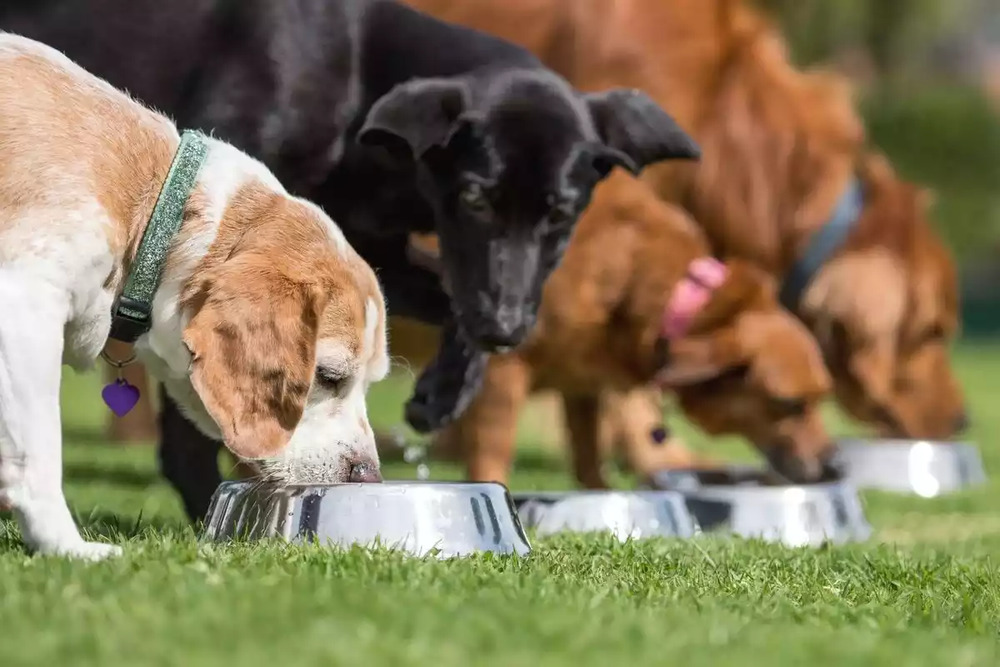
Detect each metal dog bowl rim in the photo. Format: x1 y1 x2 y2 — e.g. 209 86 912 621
647 465 872 546
203 479 530 558
649 465 853 495
510 488 702 540
832 438 987 497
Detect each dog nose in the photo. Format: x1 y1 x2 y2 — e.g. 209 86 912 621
475 328 526 352
348 460 382 483
953 411 970 435
765 445 836 484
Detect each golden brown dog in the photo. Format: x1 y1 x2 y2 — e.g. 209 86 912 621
405 0 967 448
393 173 834 487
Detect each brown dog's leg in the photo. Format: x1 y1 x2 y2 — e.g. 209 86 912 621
562 393 609 489
461 355 532 485
102 340 158 443
600 388 712 478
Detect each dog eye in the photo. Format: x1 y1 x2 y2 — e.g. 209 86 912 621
923 324 946 342
315 368 348 394
458 182 491 215
770 396 806 417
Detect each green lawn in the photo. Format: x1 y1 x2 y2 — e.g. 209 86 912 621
3 344 1000 666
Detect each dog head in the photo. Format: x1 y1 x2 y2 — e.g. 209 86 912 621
149 176 390 484
357 70 699 350
804 154 967 440
657 261 835 483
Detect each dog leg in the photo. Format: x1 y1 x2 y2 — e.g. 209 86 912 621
562 394 609 489
600 388 712 479
0 290 120 559
461 355 531 484
405 319 488 433
158 391 222 523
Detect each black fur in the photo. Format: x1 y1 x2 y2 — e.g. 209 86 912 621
2 0 699 520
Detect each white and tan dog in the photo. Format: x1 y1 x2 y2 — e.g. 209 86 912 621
0 34 390 559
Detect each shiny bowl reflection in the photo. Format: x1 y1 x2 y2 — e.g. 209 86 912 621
202 481 531 558
511 490 699 540
834 439 986 497
649 467 871 547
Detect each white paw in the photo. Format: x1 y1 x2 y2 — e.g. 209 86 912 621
43 540 123 561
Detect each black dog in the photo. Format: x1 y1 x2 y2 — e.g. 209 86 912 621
3 0 699 520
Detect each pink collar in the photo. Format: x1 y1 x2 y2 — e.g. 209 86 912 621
661 257 728 340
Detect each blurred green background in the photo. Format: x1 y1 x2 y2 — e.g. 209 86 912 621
757 0 1000 335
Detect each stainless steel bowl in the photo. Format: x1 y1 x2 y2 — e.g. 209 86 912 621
834 439 987 497
649 467 871 547
510 490 699 540
202 481 531 558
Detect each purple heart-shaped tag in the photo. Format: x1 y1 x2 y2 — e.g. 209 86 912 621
102 379 141 417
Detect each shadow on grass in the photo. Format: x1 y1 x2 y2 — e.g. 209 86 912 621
64 459 161 489
74 508 193 540
61 425 117 447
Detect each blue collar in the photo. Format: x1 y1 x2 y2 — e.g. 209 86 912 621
778 178 865 310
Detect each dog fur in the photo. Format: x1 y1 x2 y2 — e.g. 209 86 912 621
403 0 967 474
1 0 699 519
399 173 835 487
0 34 389 558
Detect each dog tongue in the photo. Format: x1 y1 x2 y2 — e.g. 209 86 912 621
102 379 141 417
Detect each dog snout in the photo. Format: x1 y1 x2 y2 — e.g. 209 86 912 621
467 309 532 351
475 327 526 351
765 445 836 484
348 459 382 483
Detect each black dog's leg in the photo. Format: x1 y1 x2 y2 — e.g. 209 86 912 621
158 390 222 523
405 319 488 433
356 234 490 431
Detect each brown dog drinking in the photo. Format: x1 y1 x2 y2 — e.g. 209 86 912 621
420 173 834 487
407 0 968 453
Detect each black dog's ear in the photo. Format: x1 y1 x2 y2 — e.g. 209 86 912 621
584 88 701 173
358 78 470 162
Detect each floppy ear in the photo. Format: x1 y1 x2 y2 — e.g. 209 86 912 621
655 331 746 387
584 88 701 174
182 271 325 460
357 78 470 161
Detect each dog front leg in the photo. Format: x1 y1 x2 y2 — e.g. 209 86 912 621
459 354 532 485
0 290 120 559
405 319 488 433
562 394 609 489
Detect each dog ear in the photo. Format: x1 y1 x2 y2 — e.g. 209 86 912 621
655 331 746 387
584 89 700 174
358 78 470 162
182 267 325 460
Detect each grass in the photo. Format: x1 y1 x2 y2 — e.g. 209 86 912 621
3 344 1000 666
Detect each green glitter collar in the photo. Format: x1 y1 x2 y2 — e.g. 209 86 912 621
109 131 210 343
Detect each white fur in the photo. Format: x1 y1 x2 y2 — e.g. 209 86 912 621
0 37 388 560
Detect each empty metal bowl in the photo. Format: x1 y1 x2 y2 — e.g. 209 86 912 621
202 481 531 558
834 439 987 497
649 467 871 547
510 490 699 540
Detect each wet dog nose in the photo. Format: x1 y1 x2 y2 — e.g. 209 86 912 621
475 329 525 352
348 460 382 483
953 411 970 435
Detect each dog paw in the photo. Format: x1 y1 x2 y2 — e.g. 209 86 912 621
405 326 488 433
44 541 123 561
